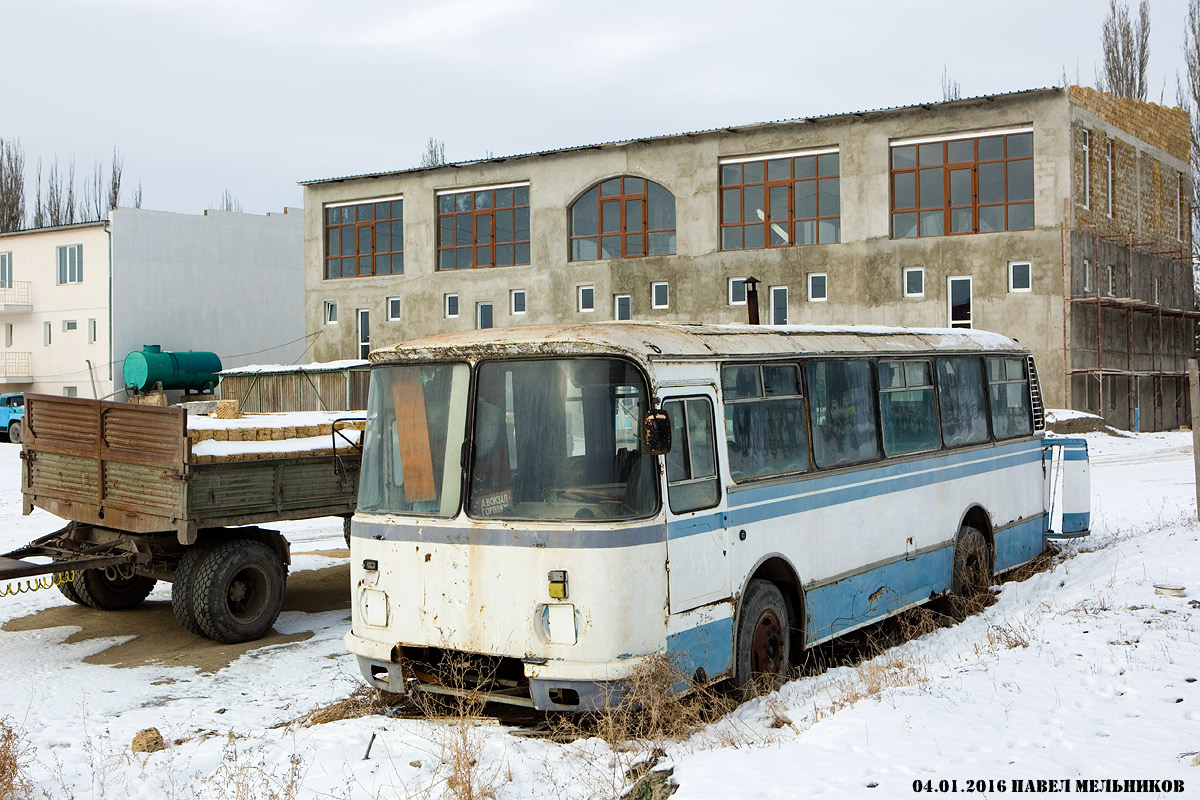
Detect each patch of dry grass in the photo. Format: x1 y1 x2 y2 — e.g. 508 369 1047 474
0 717 34 800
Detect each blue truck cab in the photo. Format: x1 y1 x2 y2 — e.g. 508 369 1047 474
0 393 25 443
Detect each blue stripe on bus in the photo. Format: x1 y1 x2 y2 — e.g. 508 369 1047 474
667 441 1043 541
805 546 953 643
353 520 668 549
1062 512 1090 533
666 617 735 685
994 515 1048 573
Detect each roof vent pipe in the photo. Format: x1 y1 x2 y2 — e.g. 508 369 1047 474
745 276 761 325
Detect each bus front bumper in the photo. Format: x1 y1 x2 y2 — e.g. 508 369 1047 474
344 630 655 712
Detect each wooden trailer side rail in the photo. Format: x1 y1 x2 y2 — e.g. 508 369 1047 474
21 395 190 539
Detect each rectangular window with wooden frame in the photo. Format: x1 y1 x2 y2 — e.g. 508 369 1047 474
720 149 840 250
891 128 1033 239
324 197 403 279
437 183 530 270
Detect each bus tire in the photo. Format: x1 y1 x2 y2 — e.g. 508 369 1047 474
171 543 213 637
732 579 791 692
71 567 156 610
7 421 21 444
951 525 992 597
191 539 286 644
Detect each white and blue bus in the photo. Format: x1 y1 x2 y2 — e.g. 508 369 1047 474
345 323 1089 711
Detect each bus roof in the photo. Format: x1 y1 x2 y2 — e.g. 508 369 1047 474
369 323 1030 364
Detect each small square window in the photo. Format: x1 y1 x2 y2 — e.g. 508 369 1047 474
62 319 77 332
63 386 77 398
728 278 747 306
808 273 827 302
43 321 51 346
1008 261 1032 293
614 294 631 320
324 301 338 324
511 289 526 315
88 318 96 344
651 282 669 309
387 297 402 320
903 268 924 298
445 294 459 318
578 286 595 312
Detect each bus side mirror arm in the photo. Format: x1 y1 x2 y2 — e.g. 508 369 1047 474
643 411 671 455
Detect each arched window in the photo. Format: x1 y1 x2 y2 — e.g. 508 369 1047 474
570 177 676 261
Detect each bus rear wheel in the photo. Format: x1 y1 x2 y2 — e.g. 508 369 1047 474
733 579 791 693
949 525 992 615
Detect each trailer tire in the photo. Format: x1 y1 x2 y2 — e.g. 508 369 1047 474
71 567 156 610
732 579 791 693
191 539 286 644
56 573 85 606
343 516 352 549
7 421 20 444
171 543 213 636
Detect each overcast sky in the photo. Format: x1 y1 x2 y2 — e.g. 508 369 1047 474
4 0 1193 218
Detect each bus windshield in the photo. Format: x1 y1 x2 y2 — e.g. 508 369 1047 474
467 358 657 521
358 362 470 517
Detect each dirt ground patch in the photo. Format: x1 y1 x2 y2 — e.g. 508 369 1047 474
1 562 351 673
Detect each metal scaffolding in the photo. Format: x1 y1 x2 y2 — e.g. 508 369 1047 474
1062 223 1199 431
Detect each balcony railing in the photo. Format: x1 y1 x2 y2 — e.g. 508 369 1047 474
0 352 31 378
0 282 32 308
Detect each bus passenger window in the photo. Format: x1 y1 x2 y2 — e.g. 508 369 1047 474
877 360 939 455
806 359 881 468
936 357 989 446
987 357 1033 439
721 363 808 482
664 398 720 513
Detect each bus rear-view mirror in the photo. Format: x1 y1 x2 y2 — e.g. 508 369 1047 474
643 411 671 455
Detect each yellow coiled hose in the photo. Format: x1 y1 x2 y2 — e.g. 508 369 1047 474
0 570 77 597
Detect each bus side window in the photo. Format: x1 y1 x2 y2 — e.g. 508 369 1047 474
663 397 720 513
936 357 990 446
806 359 881 468
721 363 808 482
877 360 939 455
987 356 1033 439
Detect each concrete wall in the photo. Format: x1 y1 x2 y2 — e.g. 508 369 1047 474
0 222 111 398
110 207 305 395
303 88 1185 419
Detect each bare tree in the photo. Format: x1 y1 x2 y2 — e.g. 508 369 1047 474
1096 0 1151 100
941 66 961 101
420 137 446 167
44 157 78 227
108 147 123 211
32 157 44 229
132 181 142 209
218 189 242 213
82 159 106 222
0 138 26 233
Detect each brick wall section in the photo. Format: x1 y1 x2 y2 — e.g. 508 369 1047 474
1069 87 1191 254
1068 85 1189 161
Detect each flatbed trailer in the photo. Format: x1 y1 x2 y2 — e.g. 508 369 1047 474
1 394 361 643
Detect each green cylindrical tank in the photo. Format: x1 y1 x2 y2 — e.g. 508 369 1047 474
123 345 223 393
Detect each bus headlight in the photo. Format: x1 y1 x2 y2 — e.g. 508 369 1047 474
548 570 568 599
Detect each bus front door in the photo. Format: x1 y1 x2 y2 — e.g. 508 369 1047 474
662 393 731 614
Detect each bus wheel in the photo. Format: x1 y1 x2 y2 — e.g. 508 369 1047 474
191 539 286 644
71 567 156 610
733 579 791 693
951 525 992 598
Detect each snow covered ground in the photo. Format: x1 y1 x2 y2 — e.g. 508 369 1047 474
0 428 1197 799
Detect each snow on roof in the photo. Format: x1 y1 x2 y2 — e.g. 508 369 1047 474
220 359 369 376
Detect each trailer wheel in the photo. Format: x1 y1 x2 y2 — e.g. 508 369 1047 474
171 543 213 636
732 579 791 693
56 573 85 606
191 539 287 644
343 516 352 549
71 567 156 610
7 421 21 444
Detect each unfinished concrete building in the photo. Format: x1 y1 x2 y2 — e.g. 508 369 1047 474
302 86 1193 429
